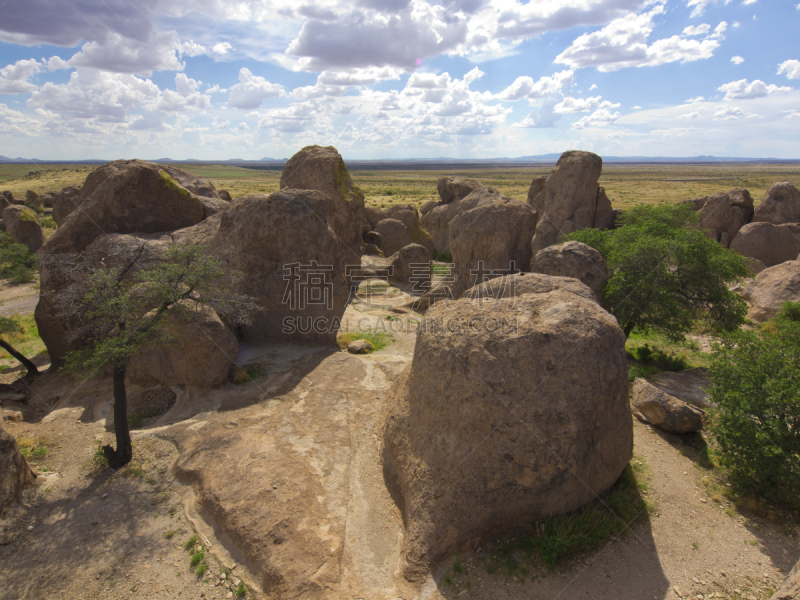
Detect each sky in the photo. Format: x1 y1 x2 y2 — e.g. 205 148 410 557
0 0 798 161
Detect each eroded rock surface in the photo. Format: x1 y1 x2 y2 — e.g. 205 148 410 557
730 222 800 267
2 205 45 253
742 260 800 322
632 378 705 433
383 282 632 576
530 241 609 301
752 182 800 225
1 418 36 514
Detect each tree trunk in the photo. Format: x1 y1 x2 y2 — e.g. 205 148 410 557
104 359 132 468
624 323 636 338
0 337 39 377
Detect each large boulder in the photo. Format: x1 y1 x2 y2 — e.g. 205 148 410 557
279 145 365 265
730 222 800 267
52 185 81 225
383 206 434 256
526 175 547 212
211 190 349 345
127 302 238 387
44 160 206 254
1 418 36 514
531 151 607 254
681 190 753 245
463 271 598 303
649 368 712 409
383 282 632 575
389 243 431 287
422 178 501 253
25 190 40 207
752 182 800 225
742 260 800 322
437 176 492 205
530 241 609 301
449 196 537 293
374 218 414 257
594 186 615 231
38 191 56 208
2 205 45 253
632 378 705 433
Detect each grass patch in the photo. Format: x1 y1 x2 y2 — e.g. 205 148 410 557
92 441 109 468
626 329 711 370
195 562 207 577
183 535 198 551
628 363 658 381
190 551 205 567
484 456 651 574
229 363 269 385
0 314 47 367
235 582 248 597
336 331 393 352
17 435 47 462
431 262 452 277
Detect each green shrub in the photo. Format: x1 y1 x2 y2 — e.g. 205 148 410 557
775 300 800 324
0 232 38 283
40 217 57 229
709 321 800 501
628 364 658 381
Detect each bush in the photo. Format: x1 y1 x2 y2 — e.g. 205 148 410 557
0 232 38 283
567 204 751 339
708 319 800 501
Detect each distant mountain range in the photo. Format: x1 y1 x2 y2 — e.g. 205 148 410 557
1 154 797 166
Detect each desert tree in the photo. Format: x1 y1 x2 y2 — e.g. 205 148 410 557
567 203 752 338
54 242 256 467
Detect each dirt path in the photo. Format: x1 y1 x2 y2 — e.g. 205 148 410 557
0 281 39 317
2 283 798 600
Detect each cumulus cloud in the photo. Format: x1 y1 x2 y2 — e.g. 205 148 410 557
60 31 184 76
778 60 800 80
554 96 619 114
157 73 212 112
730 56 744 64
718 78 793 100
212 42 233 56
555 6 722 72
683 24 711 35
687 0 732 18
573 106 621 129
180 40 207 58
713 106 759 119
680 111 700 119
496 70 574 101
228 68 285 109
0 58 43 94
514 99 560 128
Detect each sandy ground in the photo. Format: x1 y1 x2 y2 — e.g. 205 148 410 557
1 281 797 600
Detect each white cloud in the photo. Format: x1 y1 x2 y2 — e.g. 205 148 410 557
683 24 710 36
496 70 574 101
0 103 42 137
227 67 284 109
713 106 759 119
555 6 721 72
730 56 744 64
157 73 212 112
741 0 757 4
680 111 700 119
573 106 621 129
778 60 800 80
718 78 793 100
180 40 207 58
212 42 233 56
687 0 732 18
632 105 642 109
589 83 597 90
686 95 705 102
0 58 43 94
554 96 620 114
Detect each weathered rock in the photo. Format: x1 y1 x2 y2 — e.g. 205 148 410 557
753 182 800 225
1 417 36 514
422 184 493 254
38 192 56 208
742 260 800 322
161 166 222 199
218 190 233 202
681 191 753 243
197 196 230 218
649 368 711 409
52 185 81 225
127 302 238 388
0 194 9 212
531 151 604 254
730 222 800 267
383 283 631 575
365 206 388 229
530 241 609 301
2 205 45 253
44 160 206 254
437 176 492 205
363 230 382 246
279 145 365 265
385 206 434 256
463 271 598 303
363 243 382 256
347 339 373 354
420 200 439 215
449 196 537 293
526 175 547 213
389 243 431 287
25 190 40 207
1 191 13 203
771 559 800 600
594 186 614 231
211 190 349 345
374 218 414 257
632 378 705 433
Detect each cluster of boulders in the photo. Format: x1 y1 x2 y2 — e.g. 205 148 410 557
34 148 364 386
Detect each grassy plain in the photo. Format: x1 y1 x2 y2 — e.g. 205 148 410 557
2 161 799 210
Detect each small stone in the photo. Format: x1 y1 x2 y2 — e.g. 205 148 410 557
347 339 374 354
102 493 108 499
227 593 233 599
674 587 683 597
220 573 227 580
27 526 33 531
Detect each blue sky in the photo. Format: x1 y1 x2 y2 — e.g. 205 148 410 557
0 0 798 160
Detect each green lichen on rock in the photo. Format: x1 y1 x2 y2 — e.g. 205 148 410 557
16 207 39 223
410 219 434 247
334 159 365 205
159 170 192 198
